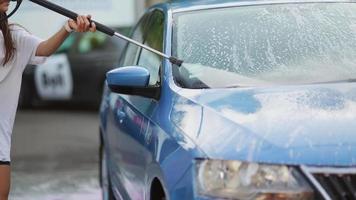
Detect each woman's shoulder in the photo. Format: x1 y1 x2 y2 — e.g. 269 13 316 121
8 24 36 46
9 24 25 31
9 24 31 36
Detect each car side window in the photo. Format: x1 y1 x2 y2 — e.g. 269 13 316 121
137 10 164 86
121 13 150 67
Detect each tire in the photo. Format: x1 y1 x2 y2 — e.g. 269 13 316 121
150 179 166 200
100 132 116 200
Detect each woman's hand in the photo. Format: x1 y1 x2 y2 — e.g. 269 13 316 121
36 14 97 57
68 15 96 33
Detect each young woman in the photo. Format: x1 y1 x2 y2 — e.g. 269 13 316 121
0 0 96 199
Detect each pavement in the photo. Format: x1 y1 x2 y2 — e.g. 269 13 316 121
9 109 102 200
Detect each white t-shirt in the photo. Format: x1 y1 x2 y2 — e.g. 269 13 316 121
0 25 46 162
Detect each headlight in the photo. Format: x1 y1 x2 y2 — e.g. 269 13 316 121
195 159 314 200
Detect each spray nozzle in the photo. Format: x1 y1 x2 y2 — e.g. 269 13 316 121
169 57 184 67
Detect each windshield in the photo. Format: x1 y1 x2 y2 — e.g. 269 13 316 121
173 3 356 88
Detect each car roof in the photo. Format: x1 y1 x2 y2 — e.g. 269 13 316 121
152 0 356 13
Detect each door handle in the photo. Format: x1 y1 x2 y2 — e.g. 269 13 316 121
116 110 126 123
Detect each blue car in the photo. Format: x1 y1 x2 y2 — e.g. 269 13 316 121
99 0 356 199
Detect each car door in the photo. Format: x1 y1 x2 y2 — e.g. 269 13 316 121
106 10 165 200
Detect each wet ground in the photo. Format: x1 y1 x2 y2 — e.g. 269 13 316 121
9 109 101 200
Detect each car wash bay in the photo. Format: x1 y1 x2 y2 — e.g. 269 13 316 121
9 109 101 200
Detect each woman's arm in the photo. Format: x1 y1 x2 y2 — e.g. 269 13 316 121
36 15 96 57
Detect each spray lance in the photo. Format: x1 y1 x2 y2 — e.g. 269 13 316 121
5 0 184 66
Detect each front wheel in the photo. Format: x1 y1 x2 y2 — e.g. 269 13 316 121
100 132 115 200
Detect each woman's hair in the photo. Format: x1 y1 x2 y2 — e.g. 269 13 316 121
0 12 15 66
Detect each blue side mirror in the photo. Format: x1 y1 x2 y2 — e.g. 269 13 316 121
106 66 160 99
107 66 150 87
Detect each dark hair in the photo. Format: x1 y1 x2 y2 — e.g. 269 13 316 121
0 12 15 66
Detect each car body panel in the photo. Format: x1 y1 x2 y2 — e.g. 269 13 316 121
103 91 201 199
171 83 356 167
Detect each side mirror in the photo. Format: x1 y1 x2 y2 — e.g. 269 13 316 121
107 66 160 99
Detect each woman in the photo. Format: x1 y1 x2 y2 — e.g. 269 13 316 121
0 0 96 199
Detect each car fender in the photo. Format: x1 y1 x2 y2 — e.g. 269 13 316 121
145 162 170 200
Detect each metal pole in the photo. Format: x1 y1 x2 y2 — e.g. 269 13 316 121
114 32 169 59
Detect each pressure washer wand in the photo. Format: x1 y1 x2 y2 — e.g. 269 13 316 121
27 0 184 66
113 32 183 66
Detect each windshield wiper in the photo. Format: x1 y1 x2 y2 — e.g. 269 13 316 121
223 84 251 89
313 78 356 84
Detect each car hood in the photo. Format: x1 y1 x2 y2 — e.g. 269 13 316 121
171 82 356 167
